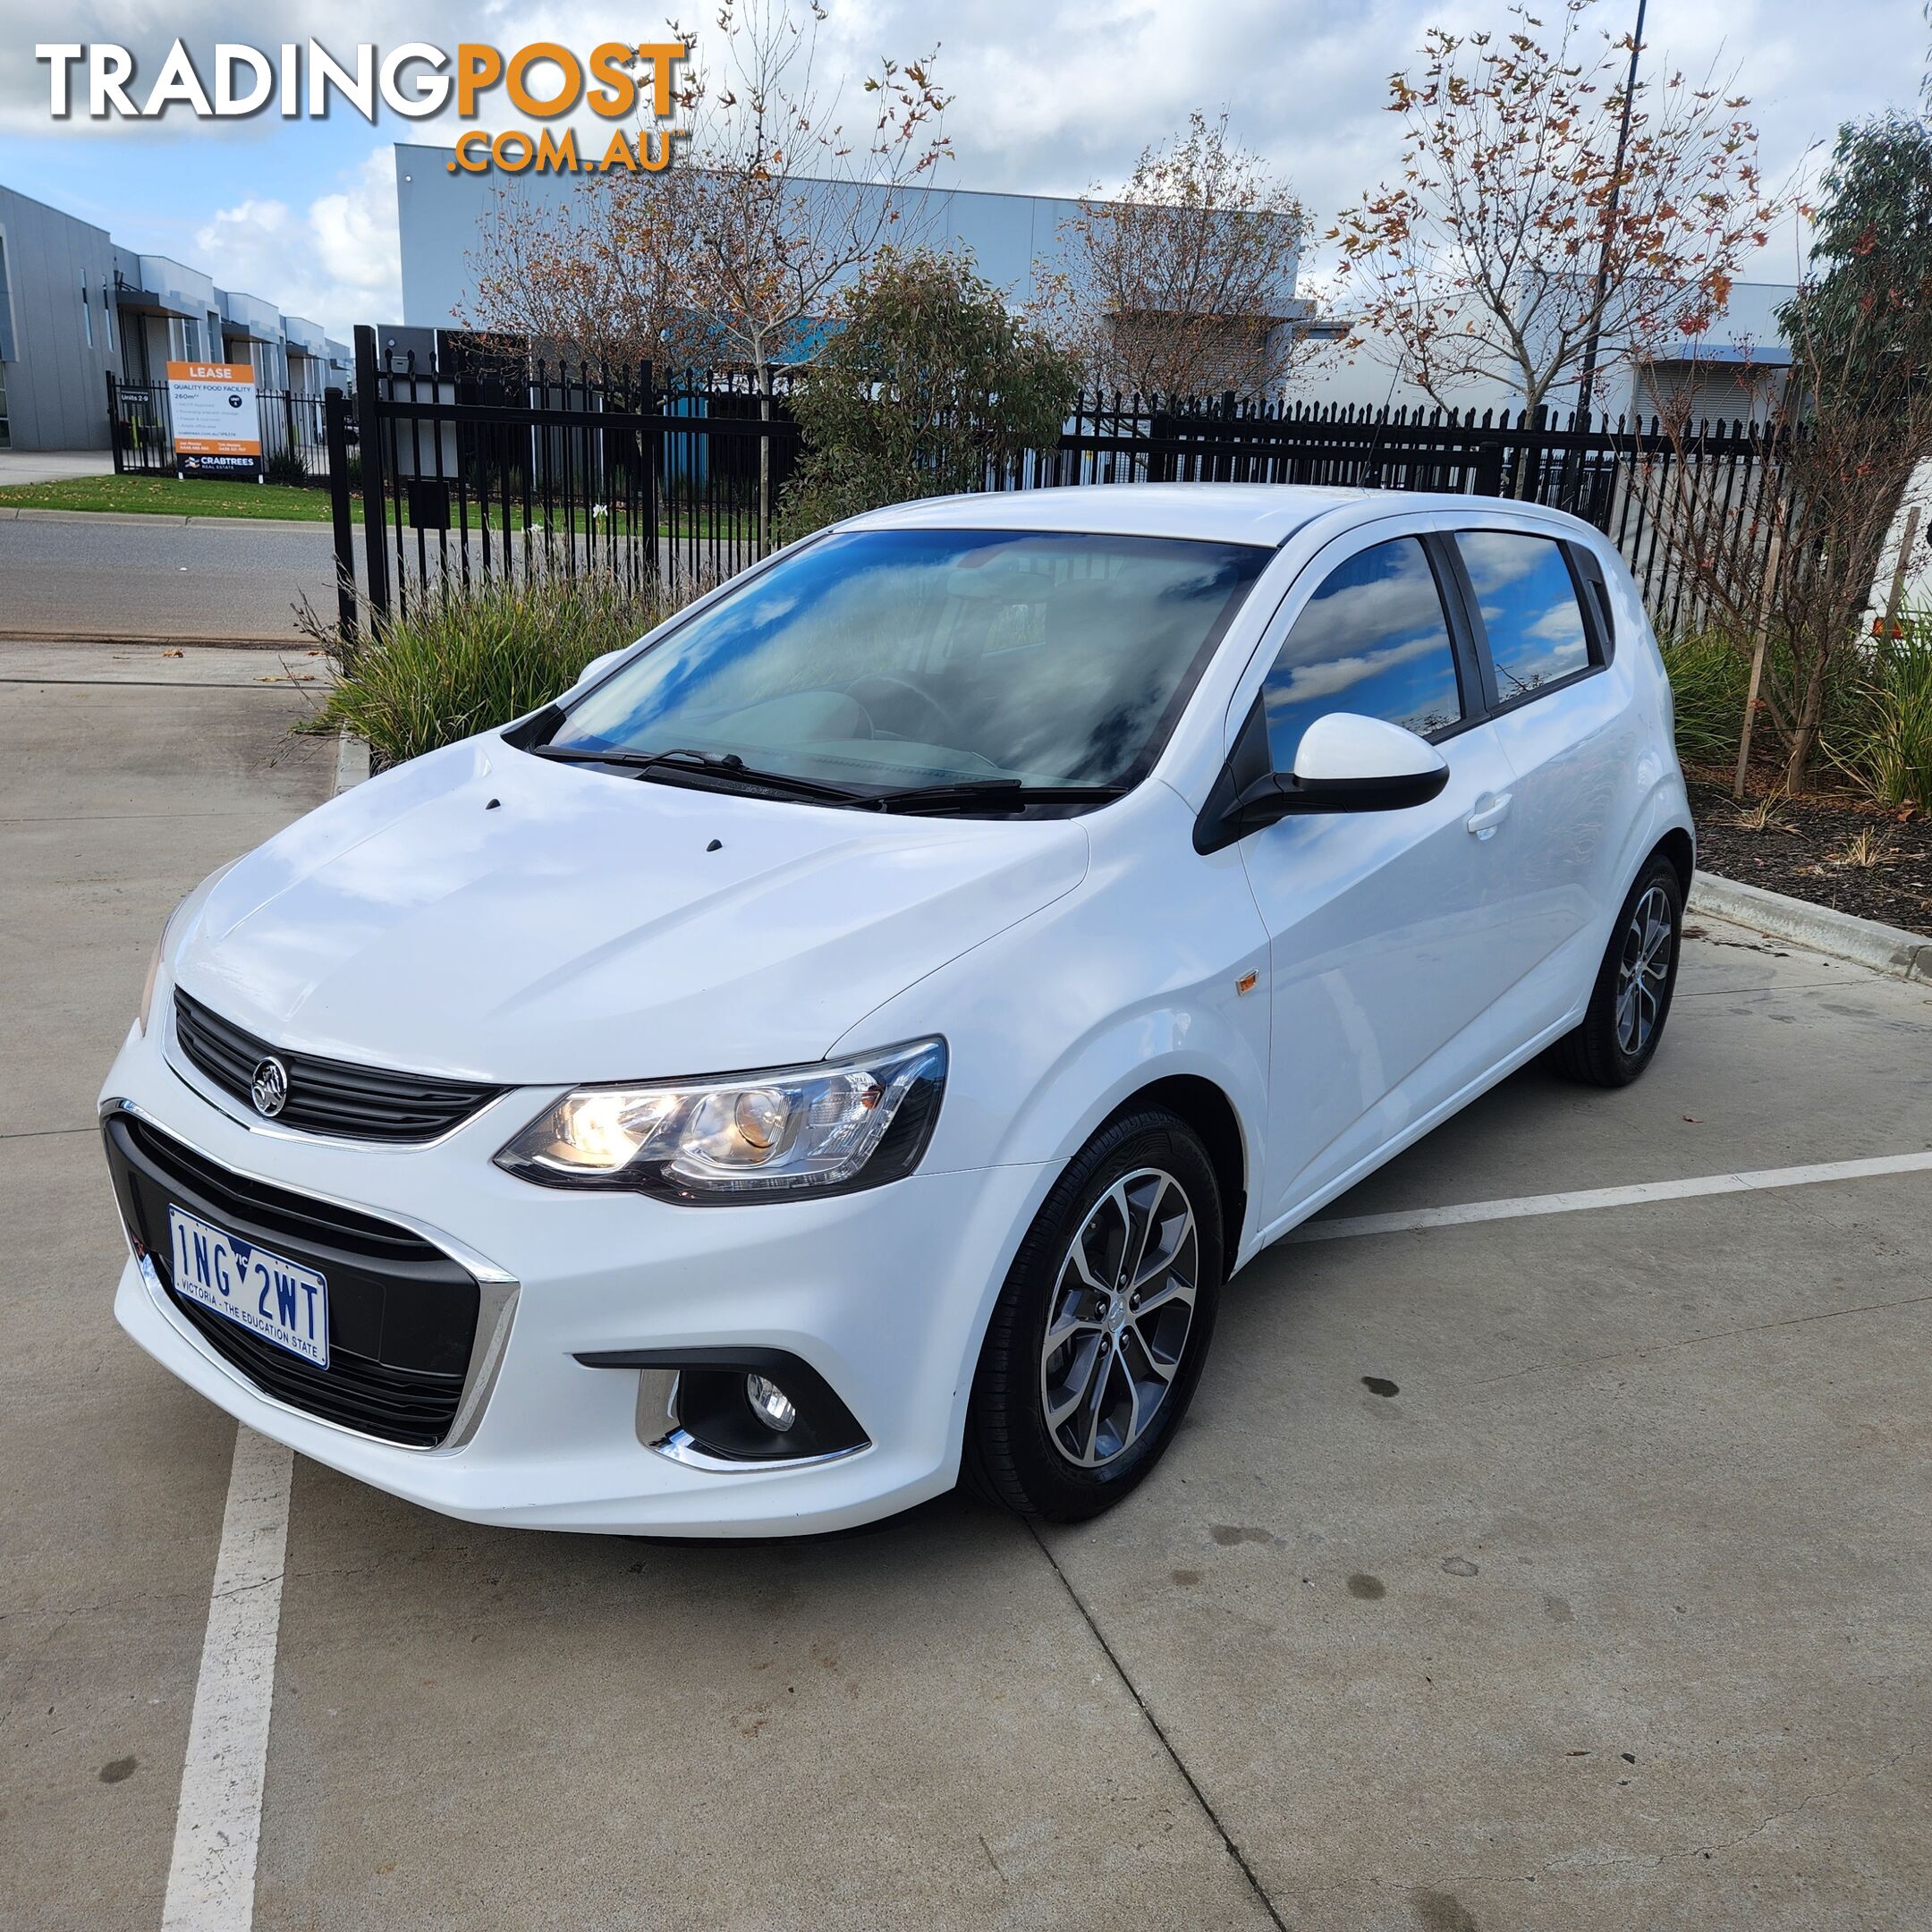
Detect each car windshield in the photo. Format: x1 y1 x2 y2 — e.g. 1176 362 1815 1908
543 528 1269 799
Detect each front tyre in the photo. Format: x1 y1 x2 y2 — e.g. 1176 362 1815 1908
964 1109 1222 1521
1554 854 1684 1088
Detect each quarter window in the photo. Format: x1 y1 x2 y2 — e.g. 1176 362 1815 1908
1262 537 1464 769
1454 531 1592 701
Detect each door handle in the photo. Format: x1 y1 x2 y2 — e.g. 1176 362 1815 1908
1465 791 1513 839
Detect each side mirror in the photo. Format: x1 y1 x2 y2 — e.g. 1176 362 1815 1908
1278 712 1450 811
1196 710 1448 853
564 646 631 697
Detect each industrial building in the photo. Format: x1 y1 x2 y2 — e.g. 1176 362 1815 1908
0 177 350 452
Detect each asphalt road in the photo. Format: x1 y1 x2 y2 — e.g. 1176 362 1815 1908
0 517 343 644
4 646 1929 1930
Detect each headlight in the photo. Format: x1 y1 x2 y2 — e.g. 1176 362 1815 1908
494 1038 946 1201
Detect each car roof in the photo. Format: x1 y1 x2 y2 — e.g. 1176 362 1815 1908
840 483 1601 550
843 483 1368 547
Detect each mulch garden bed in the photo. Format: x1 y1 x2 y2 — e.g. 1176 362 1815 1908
1687 771 1932 935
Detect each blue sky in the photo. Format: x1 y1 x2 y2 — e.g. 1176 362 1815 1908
0 0 1922 337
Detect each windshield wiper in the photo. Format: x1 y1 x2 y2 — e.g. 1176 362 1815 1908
871 779 1129 816
529 742 870 805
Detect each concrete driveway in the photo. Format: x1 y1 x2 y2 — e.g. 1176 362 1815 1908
3 645 1928 1931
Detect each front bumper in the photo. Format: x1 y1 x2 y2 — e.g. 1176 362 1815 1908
102 1009 1056 1536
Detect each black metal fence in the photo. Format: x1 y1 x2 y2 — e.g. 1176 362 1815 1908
1038 394 1793 638
106 372 340 482
335 328 801 633
331 330 1791 640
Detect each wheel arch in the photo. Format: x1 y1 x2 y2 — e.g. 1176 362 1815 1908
1097 1073 1248 1275
1652 825 1694 898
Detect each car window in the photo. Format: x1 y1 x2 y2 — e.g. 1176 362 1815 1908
1454 530 1593 701
1261 536 1464 769
550 528 1268 794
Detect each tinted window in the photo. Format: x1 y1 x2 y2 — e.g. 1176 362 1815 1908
1454 531 1592 700
1262 537 1463 768
554 529 1267 793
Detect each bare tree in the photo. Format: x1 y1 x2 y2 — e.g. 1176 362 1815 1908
465 3 950 539
1331 0 1779 418
1637 107 1932 796
466 173 706 379
657 0 950 540
1037 112 1309 400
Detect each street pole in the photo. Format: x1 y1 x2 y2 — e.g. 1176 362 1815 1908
1574 0 1648 428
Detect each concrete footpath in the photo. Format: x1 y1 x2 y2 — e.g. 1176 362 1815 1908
2 643 1928 1930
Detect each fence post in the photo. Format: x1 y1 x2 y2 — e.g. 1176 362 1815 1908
105 370 123 475
640 360 658 591
323 387 358 643
352 326 392 627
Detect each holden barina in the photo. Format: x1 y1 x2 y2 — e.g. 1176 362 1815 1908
103 486 1691 1534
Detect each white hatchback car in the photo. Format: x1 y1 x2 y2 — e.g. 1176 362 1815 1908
103 485 1692 1535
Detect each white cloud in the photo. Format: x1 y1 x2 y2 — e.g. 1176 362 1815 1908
192 145 398 335
4 0 1922 340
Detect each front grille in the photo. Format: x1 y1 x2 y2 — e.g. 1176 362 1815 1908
104 1111 482 1447
173 989 502 1143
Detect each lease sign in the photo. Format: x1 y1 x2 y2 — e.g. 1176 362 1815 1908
166 361 261 475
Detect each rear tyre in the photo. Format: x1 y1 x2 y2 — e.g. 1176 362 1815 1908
1553 853 1683 1088
963 1109 1222 1521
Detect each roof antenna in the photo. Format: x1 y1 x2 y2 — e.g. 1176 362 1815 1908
1360 364 1402 492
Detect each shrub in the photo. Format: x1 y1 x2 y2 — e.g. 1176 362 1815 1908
780 247 1080 538
1659 629 1749 766
1845 615 1932 809
263 445 311 489
315 565 714 768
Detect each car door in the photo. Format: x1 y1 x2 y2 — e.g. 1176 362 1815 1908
1234 524 1528 1228
1444 526 1640 1035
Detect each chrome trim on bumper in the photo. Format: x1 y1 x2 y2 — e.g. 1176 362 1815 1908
103 1094 520 1454
648 1425 871 1476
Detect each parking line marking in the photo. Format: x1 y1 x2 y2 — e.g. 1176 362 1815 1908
161 1426 293 1932
1289 1148 1932 1243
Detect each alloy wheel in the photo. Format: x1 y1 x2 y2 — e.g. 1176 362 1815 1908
1615 884 1674 1055
1039 1167 1199 1470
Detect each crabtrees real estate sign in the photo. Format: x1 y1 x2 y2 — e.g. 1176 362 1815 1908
166 362 261 478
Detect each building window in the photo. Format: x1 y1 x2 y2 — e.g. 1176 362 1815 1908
81 275 93 347
0 231 15 365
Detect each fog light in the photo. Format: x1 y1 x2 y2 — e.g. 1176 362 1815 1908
745 1374 796 1434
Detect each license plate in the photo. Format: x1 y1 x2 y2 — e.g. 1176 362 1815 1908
166 1205 329 1368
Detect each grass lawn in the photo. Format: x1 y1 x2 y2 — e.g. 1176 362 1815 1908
0 472 763 547
0 475 363 521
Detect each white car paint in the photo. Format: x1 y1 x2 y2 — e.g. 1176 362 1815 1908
101 484 1692 1535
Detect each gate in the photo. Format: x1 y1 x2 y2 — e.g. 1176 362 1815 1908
106 372 172 473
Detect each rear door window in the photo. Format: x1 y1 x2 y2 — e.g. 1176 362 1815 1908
1453 530 1594 704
